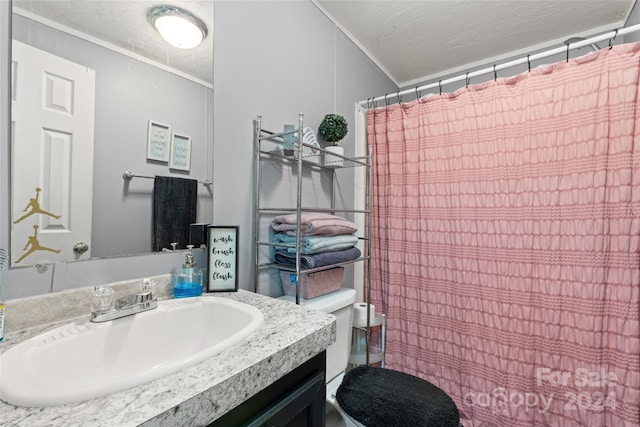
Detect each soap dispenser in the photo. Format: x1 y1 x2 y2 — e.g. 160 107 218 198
173 245 203 298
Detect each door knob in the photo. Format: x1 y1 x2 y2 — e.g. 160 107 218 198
73 242 89 255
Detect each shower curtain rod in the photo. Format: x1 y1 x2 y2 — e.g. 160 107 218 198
358 23 640 107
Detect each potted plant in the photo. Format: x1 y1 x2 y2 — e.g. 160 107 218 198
319 114 348 168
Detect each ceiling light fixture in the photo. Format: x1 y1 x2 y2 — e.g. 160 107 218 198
149 5 208 49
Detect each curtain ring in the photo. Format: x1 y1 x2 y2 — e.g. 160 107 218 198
609 29 618 49
385 94 390 106
415 86 421 100
493 64 497 81
397 90 402 104
566 44 570 62
465 72 470 88
527 54 531 72
439 79 443 95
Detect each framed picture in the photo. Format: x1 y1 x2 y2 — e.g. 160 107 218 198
146 120 171 162
169 133 192 171
207 226 239 292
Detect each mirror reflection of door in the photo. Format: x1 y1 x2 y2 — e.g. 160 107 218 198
11 40 95 266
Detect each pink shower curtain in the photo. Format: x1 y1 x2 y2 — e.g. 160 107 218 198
368 43 640 427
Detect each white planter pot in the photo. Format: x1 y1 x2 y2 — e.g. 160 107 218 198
324 146 344 168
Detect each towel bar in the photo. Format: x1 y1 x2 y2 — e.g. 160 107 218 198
122 171 212 186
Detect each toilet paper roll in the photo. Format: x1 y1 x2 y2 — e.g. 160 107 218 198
353 302 375 326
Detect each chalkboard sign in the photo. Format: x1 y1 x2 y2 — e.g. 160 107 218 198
207 226 239 292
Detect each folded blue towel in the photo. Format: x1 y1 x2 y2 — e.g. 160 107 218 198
274 247 361 269
271 233 358 254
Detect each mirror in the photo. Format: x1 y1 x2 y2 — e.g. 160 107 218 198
9 1 214 269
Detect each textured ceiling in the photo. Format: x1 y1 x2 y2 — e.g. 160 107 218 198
12 1 637 88
315 0 636 87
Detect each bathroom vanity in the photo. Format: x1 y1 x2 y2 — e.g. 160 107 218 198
0 288 335 426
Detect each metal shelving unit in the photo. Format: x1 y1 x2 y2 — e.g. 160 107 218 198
253 113 380 364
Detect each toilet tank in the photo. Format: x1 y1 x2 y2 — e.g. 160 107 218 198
278 288 356 382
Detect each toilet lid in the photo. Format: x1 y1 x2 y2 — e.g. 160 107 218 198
337 365 460 427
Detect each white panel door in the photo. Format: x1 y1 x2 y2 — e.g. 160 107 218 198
11 40 95 266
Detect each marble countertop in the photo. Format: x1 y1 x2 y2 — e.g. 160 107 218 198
0 290 336 426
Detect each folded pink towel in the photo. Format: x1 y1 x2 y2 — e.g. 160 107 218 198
272 212 357 236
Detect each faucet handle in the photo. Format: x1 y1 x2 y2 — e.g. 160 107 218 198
92 286 116 314
141 278 157 299
136 292 152 303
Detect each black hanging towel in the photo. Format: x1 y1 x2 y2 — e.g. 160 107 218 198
152 176 198 251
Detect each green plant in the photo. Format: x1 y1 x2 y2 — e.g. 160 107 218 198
319 114 348 145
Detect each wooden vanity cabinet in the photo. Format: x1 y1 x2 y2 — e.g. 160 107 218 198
210 351 326 427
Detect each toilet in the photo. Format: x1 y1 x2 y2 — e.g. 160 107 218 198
278 287 364 427
279 288 461 427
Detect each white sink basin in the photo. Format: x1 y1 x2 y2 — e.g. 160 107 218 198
0 296 264 407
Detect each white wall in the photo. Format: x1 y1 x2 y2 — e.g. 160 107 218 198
212 1 397 294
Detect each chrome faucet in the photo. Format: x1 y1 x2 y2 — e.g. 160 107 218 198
91 280 158 322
